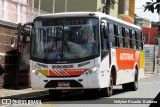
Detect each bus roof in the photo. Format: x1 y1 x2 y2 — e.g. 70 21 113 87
34 12 141 30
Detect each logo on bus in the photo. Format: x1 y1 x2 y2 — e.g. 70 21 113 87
120 53 134 60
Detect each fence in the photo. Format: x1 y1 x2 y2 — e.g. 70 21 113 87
144 44 158 73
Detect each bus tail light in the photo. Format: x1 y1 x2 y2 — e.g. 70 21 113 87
32 69 42 76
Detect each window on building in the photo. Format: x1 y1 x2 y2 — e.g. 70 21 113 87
143 34 148 42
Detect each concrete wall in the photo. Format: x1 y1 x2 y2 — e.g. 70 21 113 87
142 20 152 28
54 0 97 13
110 0 119 18
0 21 31 88
41 0 53 13
0 23 17 88
54 0 66 12
118 0 135 23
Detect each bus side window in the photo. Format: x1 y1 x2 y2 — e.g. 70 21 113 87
137 31 142 50
114 24 118 47
140 31 143 50
132 30 136 49
129 29 133 49
135 31 139 49
108 23 116 47
122 27 125 48
117 26 123 48
125 28 130 49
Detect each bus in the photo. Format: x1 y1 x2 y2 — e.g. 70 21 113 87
27 12 144 97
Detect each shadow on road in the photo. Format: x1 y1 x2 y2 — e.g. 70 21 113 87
41 87 130 103
149 92 160 107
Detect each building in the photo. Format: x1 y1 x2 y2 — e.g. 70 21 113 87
0 0 28 24
32 0 136 24
118 0 135 24
0 0 47 88
142 28 158 45
0 0 28 88
135 18 152 28
134 18 158 45
32 0 119 18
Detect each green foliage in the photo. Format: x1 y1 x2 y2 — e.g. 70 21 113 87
144 0 160 13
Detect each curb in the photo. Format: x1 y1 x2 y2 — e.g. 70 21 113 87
0 90 49 100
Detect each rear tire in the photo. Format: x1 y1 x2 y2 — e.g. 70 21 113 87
122 68 138 91
101 74 113 97
129 69 138 91
49 90 62 99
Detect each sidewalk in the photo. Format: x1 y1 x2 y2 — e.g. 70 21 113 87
0 73 158 100
0 88 49 99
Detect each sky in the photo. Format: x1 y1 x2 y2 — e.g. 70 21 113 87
135 0 159 22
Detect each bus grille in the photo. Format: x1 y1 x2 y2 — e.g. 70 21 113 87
44 80 83 88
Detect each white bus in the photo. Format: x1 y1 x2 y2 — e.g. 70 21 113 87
29 12 144 98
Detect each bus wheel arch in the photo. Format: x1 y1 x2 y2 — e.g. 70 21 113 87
100 65 116 97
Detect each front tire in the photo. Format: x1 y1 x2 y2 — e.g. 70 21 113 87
101 74 113 97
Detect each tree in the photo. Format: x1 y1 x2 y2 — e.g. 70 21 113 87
144 0 160 13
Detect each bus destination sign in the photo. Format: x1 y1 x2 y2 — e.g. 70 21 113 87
42 19 88 26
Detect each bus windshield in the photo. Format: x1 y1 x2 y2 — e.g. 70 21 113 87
31 18 99 63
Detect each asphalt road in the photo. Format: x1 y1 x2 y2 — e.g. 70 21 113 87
41 74 160 107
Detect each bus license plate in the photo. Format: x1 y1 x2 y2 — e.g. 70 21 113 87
58 82 70 87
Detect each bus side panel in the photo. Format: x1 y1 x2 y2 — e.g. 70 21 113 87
138 51 145 80
111 48 140 85
97 55 111 88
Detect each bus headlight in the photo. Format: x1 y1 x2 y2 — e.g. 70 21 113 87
32 69 42 76
87 65 99 75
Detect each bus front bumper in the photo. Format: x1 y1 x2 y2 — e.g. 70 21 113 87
31 70 109 90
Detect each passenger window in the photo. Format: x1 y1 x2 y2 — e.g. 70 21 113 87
132 30 136 49
117 26 123 48
108 23 116 47
137 32 142 50
125 28 130 49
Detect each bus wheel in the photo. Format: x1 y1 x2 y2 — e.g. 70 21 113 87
49 90 62 99
101 74 113 97
129 69 138 91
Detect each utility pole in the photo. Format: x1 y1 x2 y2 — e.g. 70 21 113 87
105 0 111 14
103 0 115 14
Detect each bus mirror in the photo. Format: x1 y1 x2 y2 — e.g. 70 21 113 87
22 22 32 42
